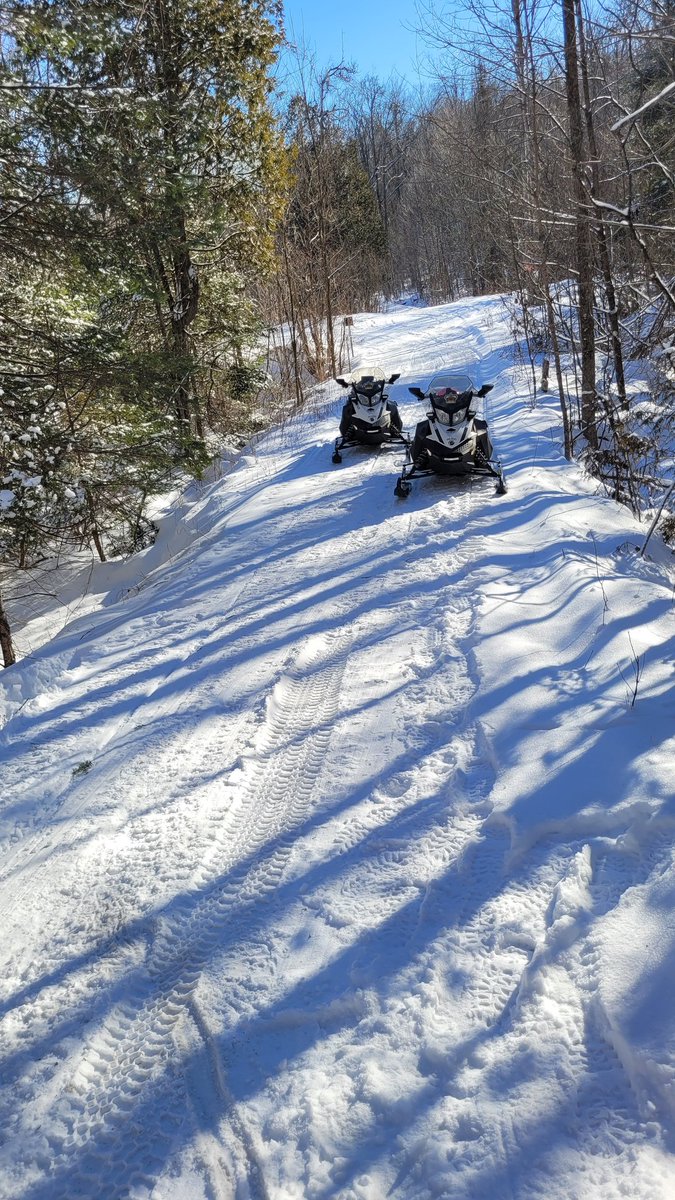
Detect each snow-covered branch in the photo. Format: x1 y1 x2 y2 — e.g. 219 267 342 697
611 82 675 132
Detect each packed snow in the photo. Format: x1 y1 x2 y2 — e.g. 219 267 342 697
1 295 674 1200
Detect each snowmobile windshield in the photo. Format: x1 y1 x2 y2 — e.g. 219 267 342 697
427 372 474 396
349 365 387 404
348 365 387 385
427 372 475 424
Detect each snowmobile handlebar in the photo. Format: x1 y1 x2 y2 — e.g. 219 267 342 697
335 373 400 389
409 382 494 400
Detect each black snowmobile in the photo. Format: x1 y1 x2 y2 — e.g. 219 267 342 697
332 367 408 463
394 372 506 497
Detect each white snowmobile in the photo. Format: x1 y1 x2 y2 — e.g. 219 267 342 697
332 367 408 463
394 372 506 497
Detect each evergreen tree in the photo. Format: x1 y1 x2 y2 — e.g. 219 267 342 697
1 0 287 572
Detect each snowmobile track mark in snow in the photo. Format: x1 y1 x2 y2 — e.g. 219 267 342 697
0 572 259 906
17 632 350 1200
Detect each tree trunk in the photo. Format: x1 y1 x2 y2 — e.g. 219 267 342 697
562 0 598 449
575 0 628 412
152 0 201 433
170 234 200 430
525 15 574 459
544 282 574 459
0 592 16 668
280 235 304 411
84 486 106 562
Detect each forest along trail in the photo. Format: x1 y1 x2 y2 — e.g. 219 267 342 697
1 295 674 1200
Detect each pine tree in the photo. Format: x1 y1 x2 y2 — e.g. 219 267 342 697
1 0 287 576
14 0 287 431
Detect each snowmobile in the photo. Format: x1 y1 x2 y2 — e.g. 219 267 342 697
394 372 506 498
332 367 408 463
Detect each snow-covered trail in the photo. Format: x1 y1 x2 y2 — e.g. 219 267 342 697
1 295 674 1200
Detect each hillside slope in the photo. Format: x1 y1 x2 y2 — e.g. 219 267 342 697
1 295 674 1200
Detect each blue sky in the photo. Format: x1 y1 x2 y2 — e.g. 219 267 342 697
281 0 428 83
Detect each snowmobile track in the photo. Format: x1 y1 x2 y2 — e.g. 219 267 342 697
12 632 350 1200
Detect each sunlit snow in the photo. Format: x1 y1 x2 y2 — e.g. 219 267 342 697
1 294 674 1200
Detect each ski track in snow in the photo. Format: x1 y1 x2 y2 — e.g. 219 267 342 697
1 295 674 1200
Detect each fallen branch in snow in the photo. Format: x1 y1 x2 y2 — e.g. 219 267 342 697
619 633 646 708
591 533 609 625
640 479 675 558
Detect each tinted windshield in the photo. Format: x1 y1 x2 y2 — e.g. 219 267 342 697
427 372 474 396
